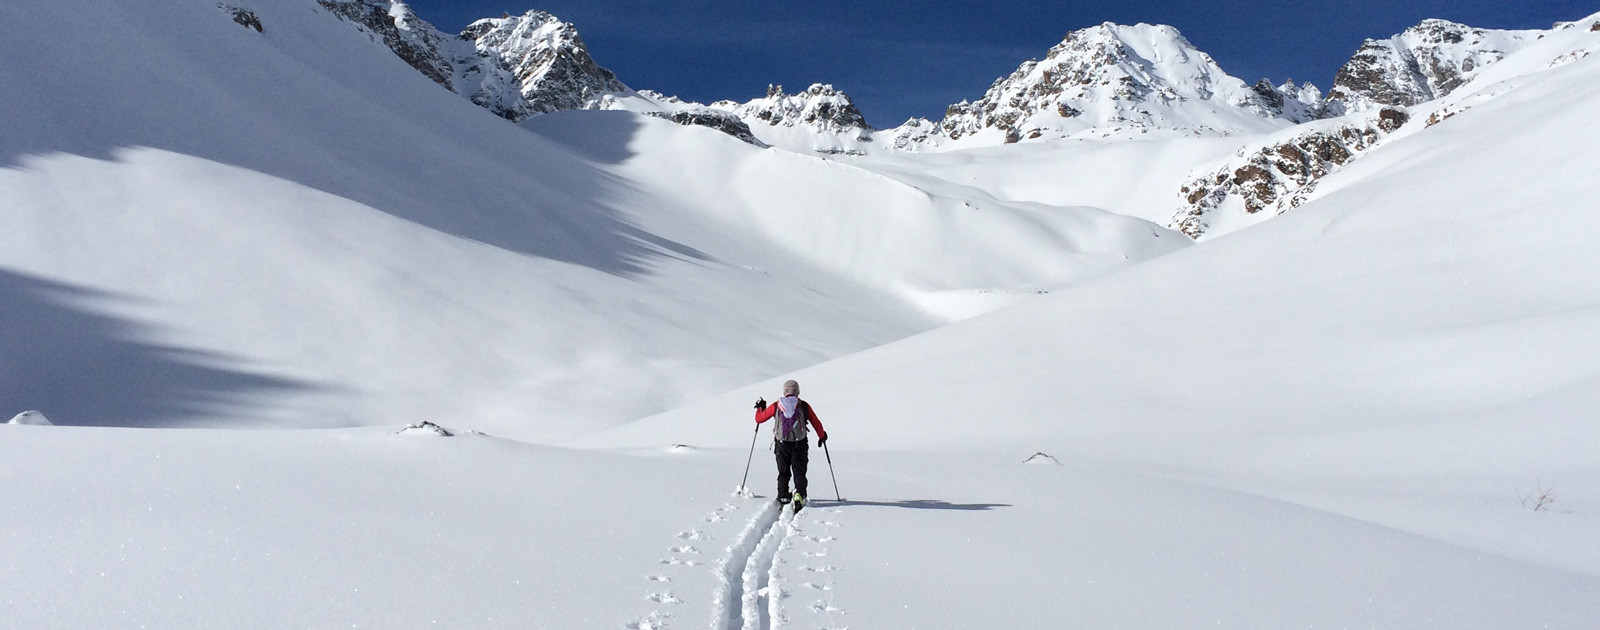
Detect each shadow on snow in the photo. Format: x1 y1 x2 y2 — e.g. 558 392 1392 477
0 269 316 427
821 499 1011 511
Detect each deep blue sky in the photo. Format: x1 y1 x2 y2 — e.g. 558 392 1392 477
405 0 1593 127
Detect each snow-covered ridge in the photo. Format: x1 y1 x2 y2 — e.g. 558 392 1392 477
315 1 869 151
318 4 1588 158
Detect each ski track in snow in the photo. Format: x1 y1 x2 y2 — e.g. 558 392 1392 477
630 502 742 630
672 498 846 630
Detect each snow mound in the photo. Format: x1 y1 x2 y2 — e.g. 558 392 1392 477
395 421 455 437
7 411 53 426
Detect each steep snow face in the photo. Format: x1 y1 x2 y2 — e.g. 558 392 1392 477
1327 18 1542 112
901 22 1293 149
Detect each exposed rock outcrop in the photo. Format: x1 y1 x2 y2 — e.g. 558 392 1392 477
221 4 263 32
319 1 629 121
713 84 872 136
646 110 764 146
891 22 1307 148
1170 108 1409 239
318 0 455 90
455 10 627 119
1325 19 1540 112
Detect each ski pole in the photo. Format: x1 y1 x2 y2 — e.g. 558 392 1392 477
822 441 842 502
738 421 759 494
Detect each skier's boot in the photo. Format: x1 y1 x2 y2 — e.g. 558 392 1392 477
792 492 806 512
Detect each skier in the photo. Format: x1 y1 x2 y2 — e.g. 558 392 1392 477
753 379 827 509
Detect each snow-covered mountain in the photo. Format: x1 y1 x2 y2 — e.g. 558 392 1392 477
0 0 1182 438
318 4 1578 161
5 0 1600 626
316 0 877 152
318 0 632 120
706 84 876 153
1169 14 1600 240
1326 18 1543 112
886 23 1308 149
454 9 630 118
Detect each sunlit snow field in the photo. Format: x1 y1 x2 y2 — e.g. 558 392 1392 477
3 0 1599 627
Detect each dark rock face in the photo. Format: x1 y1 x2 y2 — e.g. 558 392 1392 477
1375 107 1409 133
222 5 263 32
317 0 454 90
1329 42 1431 108
650 110 763 146
1170 108 1407 238
1326 19 1536 111
1252 79 1284 111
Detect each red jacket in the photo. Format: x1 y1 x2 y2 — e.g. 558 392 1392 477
755 399 826 442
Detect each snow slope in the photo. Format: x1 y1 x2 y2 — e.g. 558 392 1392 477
0 0 1176 439
597 25 1600 607
3 1 1599 628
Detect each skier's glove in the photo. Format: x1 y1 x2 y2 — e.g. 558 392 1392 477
754 397 767 411
818 432 828 446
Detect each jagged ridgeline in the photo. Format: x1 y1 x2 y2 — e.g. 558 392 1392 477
316 1 1566 153
313 1 1596 241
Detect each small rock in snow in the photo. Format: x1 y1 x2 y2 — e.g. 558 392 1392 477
1023 451 1062 465
395 421 454 436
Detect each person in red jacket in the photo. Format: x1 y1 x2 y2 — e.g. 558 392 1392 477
754 379 827 507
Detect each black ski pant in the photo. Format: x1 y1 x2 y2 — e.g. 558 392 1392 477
775 439 809 498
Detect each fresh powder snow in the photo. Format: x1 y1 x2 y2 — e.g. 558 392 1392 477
3 0 1599 627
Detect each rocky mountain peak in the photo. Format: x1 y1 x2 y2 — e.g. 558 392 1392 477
922 22 1288 146
455 10 627 119
1326 18 1541 112
714 83 872 134
320 2 629 121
